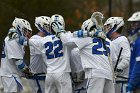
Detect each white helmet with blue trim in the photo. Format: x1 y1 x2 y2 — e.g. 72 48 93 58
104 17 124 38
50 14 65 35
81 19 97 32
35 16 51 35
12 17 32 36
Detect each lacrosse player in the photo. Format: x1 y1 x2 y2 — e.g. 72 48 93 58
126 11 140 93
28 16 51 93
0 18 32 93
57 12 115 93
26 14 73 93
104 17 130 93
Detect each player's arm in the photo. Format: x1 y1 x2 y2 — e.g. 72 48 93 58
73 29 106 40
110 41 117 64
7 27 28 46
59 31 77 47
12 58 31 75
6 42 31 75
51 21 106 49
28 38 43 53
61 32 97 49
57 29 106 49
117 40 130 71
59 32 93 50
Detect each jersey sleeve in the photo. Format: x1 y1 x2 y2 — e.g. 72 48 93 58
6 38 24 59
110 42 117 65
60 31 77 47
73 37 93 50
70 48 83 73
28 38 43 54
117 39 131 70
60 31 92 49
29 35 43 55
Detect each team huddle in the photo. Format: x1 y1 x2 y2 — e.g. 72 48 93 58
0 11 140 93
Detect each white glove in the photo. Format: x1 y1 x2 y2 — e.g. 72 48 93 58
89 29 106 40
51 22 65 35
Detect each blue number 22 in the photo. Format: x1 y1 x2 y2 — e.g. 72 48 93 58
92 38 110 56
44 40 63 59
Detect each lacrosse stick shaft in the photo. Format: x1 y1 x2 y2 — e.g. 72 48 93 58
114 48 123 71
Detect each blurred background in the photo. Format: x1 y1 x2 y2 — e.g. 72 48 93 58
0 0 140 38
0 0 140 44
0 0 140 92
0 0 140 71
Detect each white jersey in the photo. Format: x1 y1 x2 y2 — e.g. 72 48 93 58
1 36 24 77
70 48 83 73
29 35 71 73
29 35 47 73
60 32 114 80
111 36 130 77
0 68 3 89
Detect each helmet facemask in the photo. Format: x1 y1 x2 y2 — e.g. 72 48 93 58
22 27 32 38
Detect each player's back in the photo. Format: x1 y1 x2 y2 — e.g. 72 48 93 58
74 37 113 80
1 36 24 77
112 36 130 58
29 35 47 73
112 36 130 77
29 35 71 73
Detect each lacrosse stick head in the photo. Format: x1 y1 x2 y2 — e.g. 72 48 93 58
91 12 104 30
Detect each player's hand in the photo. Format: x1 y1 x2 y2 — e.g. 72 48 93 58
51 22 65 35
22 67 33 75
24 31 32 39
88 29 106 40
18 35 30 46
116 68 123 72
126 83 133 92
114 68 123 77
23 28 32 38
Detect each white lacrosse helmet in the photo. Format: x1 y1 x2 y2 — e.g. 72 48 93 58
104 17 124 34
128 12 140 21
81 19 97 32
35 16 50 34
12 17 32 36
50 14 65 34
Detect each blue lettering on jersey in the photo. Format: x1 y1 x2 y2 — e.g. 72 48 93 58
1 41 6 58
92 38 110 56
44 40 63 59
